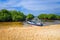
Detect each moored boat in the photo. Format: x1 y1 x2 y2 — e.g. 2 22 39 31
27 21 43 26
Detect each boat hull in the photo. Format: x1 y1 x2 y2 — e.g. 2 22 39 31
27 21 43 26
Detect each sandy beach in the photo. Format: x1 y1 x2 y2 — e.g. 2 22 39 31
0 24 60 40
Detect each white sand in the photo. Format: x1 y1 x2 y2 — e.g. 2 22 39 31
0 24 60 40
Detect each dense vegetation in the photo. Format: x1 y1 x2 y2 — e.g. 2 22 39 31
26 14 34 21
38 14 60 20
0 9 60 22
0 9 26 22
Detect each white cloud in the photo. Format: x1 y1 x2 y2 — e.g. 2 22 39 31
21 0 60 10
0 0 60 11
0 0 21 7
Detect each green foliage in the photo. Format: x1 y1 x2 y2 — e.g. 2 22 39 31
0 9 11 22
47 14 56 20
0 9 9 13
38 14 48 19
56 15 60 20
10 10 26 21
38 14 60 20
26 14 34 21
0 9 26 22
0 9 60 22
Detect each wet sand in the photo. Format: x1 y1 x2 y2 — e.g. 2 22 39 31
0 24 60 40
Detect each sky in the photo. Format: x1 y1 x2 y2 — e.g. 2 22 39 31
0 0 60 16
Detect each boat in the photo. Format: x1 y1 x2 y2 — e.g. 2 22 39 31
26 17 43 26
36 22 43 26
27 21 43 26
27 21 35 25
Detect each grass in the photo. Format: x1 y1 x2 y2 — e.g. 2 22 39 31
0 22 60 40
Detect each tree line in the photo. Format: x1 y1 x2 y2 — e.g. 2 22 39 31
38 14 60 20
0 9 60 22
0 9 26 22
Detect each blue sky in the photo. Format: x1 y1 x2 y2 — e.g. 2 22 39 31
0 0 60 16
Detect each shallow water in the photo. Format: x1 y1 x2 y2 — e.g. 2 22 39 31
0 21 60 29
0 22 23 28
44 20 60 26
